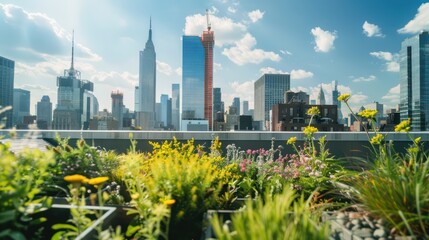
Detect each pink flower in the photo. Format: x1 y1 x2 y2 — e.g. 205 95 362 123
246 149 252 155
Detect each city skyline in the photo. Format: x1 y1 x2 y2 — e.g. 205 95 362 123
0 1 428 116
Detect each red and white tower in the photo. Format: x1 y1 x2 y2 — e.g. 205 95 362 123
201 10 214 130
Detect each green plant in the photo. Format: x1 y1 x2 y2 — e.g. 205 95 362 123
118 137 234 240
210 187 329 240
338 94 429 237
47 137 119 193
0 143 55 239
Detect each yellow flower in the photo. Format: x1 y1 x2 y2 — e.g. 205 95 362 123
307 106 320 116
370 134 384 145
64 174 88 183
131 193 140 200
357 109 378 119
395 118 411 132
164 199 176 206
287 137 297 145
337 93 350 102
303 126 318 135
414 137 421 144
87 176 109 185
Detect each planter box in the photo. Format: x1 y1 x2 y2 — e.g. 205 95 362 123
27 204 117 240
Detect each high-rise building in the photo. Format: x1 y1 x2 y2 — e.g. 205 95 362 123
400 31 429 131
202 11 214 130
242 100 249 116
254 73 290 130
332 80 343 123
182 35 205 120
213 88 223 120
36 95 52 129
111 90 124 130
134 86 139 113
52 33 98 130
171 84 180 130
0 56 14 129
13 88 30 126
232 97 240 115
160 94 171 128
181 11 214 131
137 19 156 130
317 85 326 105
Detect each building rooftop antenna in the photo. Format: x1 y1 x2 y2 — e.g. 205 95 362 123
71 30 75 70
206 9 211 31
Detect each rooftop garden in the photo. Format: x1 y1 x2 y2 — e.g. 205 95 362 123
1 94 428 239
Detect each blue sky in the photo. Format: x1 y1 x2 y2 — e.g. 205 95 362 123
1 0 428 115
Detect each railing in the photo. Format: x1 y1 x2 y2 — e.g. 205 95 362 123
0 130 426 158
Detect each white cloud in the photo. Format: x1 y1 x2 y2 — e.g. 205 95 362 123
382 84 400 103
248 9 264 23
175 67 182 76
227 6 236 13
352 75 376 83
291 69 314 80
370 51 393 61
222 33 281 65
259 67 313 80
214 62 222 72
362 21 384 37
90 71 138 88
280 50 292 55
398 3 429 34
259 67 288 75
386 62 400 72
0 3 101 61
311 27 337 53
156 60 173 76
184 13 247 47
370 51 400 72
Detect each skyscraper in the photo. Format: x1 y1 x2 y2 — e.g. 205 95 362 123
182 35 205 120
160 94 170 128
232 97 240 115
171 84 180 130
111 90 124 130
242 100 249 116
0 56 14 129
137 19 156 130
13 88 30 126
332 81 343 123
202 10 215 130
53 33 98 130
181 10 214 131
254 74 290 130
213 87 224 122
36 95 52 129
317 85 326 105
400 31 429 131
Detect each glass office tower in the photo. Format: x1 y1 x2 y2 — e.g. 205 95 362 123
0 56 14 128
182 36 205 120
400 31 429 131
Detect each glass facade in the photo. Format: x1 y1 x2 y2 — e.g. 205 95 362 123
0 56 14 128
254 74 290 129
13 88 30 125
400 31 429 131
36 95 52 129
182 36 205 120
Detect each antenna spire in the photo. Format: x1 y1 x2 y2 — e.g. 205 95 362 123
206 9 211 31
148 17 152 41
71 30 75 70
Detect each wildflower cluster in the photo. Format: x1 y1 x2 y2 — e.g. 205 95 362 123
395 118 411 132
357 109 378 119
337 93 350 102
370 134 384 145
307 106 320 116
303 126 318 136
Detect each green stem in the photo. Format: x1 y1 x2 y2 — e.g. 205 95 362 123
345 101 371 140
